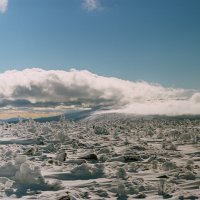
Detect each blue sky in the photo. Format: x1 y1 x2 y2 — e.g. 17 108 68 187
0 0 200 89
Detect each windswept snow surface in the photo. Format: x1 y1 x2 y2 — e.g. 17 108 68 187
0 113 199 199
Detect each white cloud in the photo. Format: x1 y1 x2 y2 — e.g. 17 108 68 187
0 68 199 115
83 0 101 11
103 97 200 116
0 0 8 13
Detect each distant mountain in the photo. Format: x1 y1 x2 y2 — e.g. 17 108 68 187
152 114 200 121
1 106 103 123
35 107 101 122
2 107 200 124
0 117 27 123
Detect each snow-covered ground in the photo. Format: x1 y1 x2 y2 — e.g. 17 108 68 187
0 113 199 199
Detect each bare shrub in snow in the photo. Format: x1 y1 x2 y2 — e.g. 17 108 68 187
116 167 128 179
162 161 177 171
117 181 127 198
93 126 109 135
71 163 104 178
55 151 67 162
182 171 196 180
14 163 44 184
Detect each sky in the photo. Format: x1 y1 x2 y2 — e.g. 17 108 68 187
0 0 200 89
0 0 200 118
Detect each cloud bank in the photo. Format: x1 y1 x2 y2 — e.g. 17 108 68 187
0 68 200 115
0 0 8 13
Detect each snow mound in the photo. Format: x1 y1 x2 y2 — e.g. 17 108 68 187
71 163 105 178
